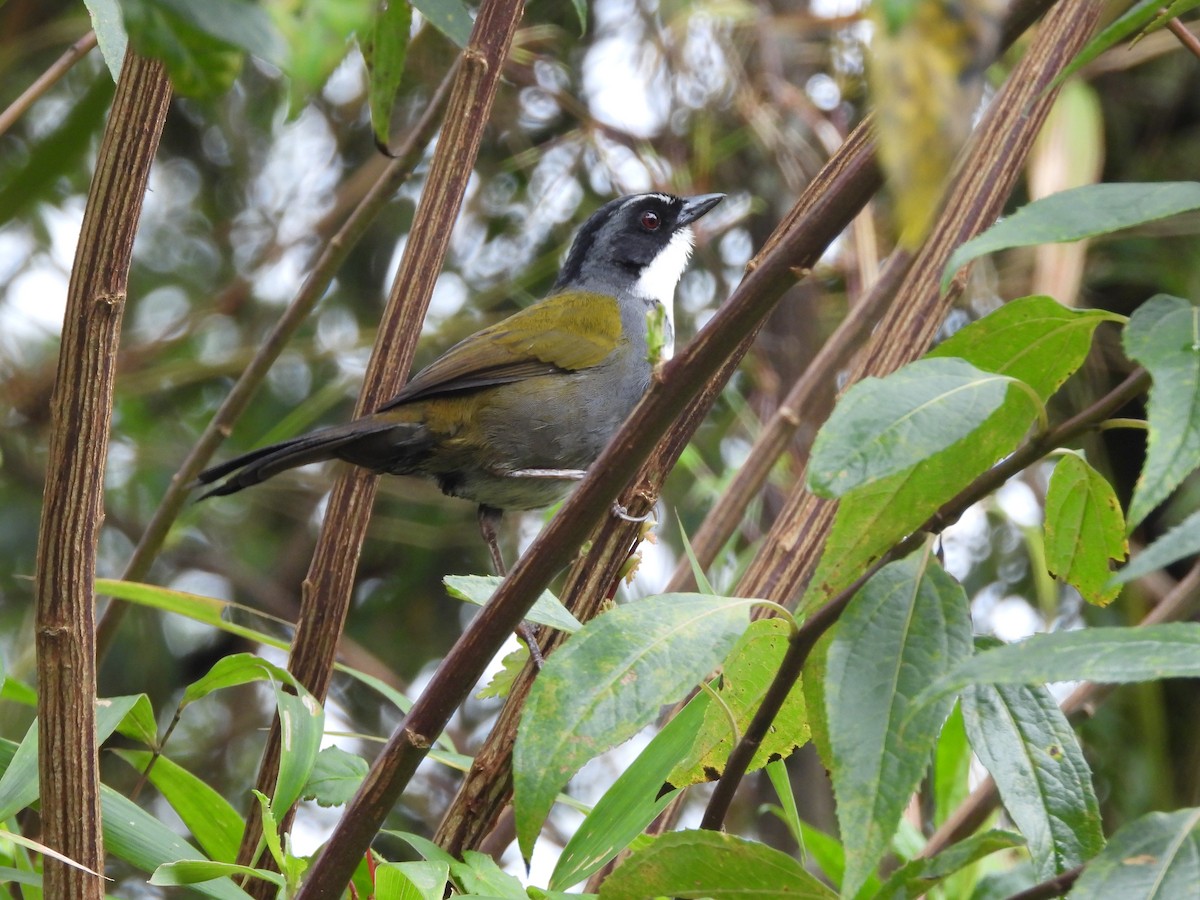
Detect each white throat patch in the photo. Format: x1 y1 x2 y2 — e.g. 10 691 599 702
633 225 694 359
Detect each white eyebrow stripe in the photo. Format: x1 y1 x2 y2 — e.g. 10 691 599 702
620 192 677 209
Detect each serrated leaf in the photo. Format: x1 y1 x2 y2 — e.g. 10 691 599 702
929 295 1119 402
445 574 582 633
551 694 707 890
962 683 1103 880
914 623 1200 710
944 183 1200 289
600 830 837 900
513 593 754 860
665 617 808 788
476 646 526 700
115 750 244 864
364 0 413 147
1067 808 1200 898
827 551 974 897
803 297 1089 613
809 358 1038 498
1122 295 1200 529
1110 507 1200 586
872 829 1025 900
1044 454 1128 605
302 745 369 807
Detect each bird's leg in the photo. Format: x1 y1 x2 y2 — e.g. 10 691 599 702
477 504 545 669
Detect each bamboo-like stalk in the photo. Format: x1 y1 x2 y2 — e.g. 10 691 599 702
236 0 528 890
33 50 171 899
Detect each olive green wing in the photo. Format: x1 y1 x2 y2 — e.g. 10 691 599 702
378 291 622 410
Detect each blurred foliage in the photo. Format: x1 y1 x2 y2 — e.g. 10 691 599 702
3 0 1200 894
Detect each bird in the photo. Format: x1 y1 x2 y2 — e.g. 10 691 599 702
197 191 724 586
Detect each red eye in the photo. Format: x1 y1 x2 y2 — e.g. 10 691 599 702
640 210 661 231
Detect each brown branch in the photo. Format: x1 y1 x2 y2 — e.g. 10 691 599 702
701 0 1111 826
1166 17 1200 62
0 29 97 137
33 50 170 899
1005 864 1084 900
95 64 457 663
249 2 526 895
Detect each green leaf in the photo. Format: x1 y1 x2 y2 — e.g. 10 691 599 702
1146 0 1200 34
151 859 285 888
182 652 301 706
1122 295 1200 529
1067 808 1200 898
665 617 808 788
269 0 376 116
302 745 369 807
1044 454 1128 606
152 0 285 65
826 551 974 897
410 0 473 47
111 692 160 747
808 358 1038 498
915 623 1200 709
82 0 128 80
872 830 1025 899
551 693 708 890
375 860 450 900
102 786 253 899
451 851 527 899
271 686 325 813
477 645 527 700
928 295 1119 402
445 574 583 633
933 702 971 828
121 0 246 97
943 183 1200 289
115 750 244 864
0 694 144 820
513 593 754 860
599 830 837 899
364 0 413 147
1050 0 1160 90
1110 507 1200 586
962 683 1103 879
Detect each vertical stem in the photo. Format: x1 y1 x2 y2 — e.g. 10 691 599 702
34 52 171 899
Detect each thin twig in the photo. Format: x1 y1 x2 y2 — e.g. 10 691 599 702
0 30 98 138
1004 864 1083 900
1166 17 1200 61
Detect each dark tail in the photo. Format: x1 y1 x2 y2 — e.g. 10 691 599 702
195 421 396 499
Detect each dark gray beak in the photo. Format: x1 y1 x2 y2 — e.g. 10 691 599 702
677 193 725 226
